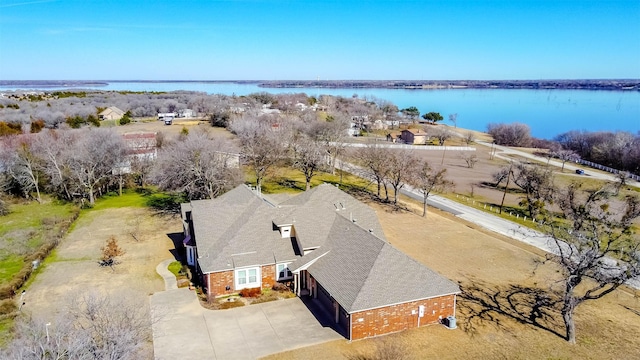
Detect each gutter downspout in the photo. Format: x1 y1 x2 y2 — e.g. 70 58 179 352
453 294 457 317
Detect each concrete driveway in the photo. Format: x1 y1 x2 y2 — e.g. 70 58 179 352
151 289 344 360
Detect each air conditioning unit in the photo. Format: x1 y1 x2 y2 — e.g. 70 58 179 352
445 315 457 329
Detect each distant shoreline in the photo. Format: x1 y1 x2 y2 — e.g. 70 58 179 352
1 79 638 91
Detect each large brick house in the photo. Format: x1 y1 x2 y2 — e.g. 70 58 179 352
181 184 460 340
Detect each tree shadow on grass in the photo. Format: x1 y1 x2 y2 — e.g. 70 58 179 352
458 277 566 340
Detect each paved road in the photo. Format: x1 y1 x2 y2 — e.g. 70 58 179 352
476 140 640 187
338 162 640 290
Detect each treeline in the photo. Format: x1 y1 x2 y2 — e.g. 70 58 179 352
487 122 640 175
555 130 640 174
0 89 436 212
258 79 640 91
0 93 395 207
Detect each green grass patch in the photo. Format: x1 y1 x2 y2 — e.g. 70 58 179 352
0 255 24 284
246 167 373 196
0 316 15 348
88 190 147 211
0 198 75 237
100 119 117 127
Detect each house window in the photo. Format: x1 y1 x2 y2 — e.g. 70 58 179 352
235 267 260 290
276 263 292 281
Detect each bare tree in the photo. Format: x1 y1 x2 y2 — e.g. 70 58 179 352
487 122 532 147
430 126 453 146
232 117 287 193
464 131 475 145
492 166 510 188
308 114 349 174
545 186 640 344
554 149 580 172
291 134 325 190
151 130 242 200
614 171 629 195
67 128 127 205
511 163 554 218
1 136 43 203
411 161 451 217
3 291 152 359
32 129 75 201
460 153 478 168
359 144 392 201
386 150 419 204
2 316 87 359
448 113 458 128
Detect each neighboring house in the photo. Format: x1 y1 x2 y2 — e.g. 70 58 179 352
347 121 360 136
181 184 460 340
401 129 428 145
99 106 125 121
113 132 158 175
122 132 157 160
384 119 400 128
178 109 196 118
215 151 240 169
158 112 177 120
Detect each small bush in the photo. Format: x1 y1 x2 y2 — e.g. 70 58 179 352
168 261 182 277
119 115 132 125
272 282 291 292
0 299 17 315
239 287 261 298
99 236 125 268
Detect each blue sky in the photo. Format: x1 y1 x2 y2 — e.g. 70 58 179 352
1 0 639 80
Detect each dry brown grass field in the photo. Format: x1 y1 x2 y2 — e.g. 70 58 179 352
263 200 640 360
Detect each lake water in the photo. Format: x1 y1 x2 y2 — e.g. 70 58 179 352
2 81 638 139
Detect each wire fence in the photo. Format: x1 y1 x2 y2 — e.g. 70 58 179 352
576 159 640 181
454 194 546 225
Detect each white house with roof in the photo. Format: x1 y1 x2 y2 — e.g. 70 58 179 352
180 184 459 340
98 106 125 121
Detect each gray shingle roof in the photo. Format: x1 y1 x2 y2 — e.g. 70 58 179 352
278 184 386 248
302 216 461 313
185 184 459 313
188 184 387 273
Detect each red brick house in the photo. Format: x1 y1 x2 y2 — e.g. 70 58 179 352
181 184 460 340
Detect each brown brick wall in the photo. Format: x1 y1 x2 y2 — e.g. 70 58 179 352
262 264 275 289
350 294 456 340
206 266 277 297
205 270 235 297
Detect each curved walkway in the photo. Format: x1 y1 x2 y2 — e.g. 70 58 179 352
156 258 178 291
